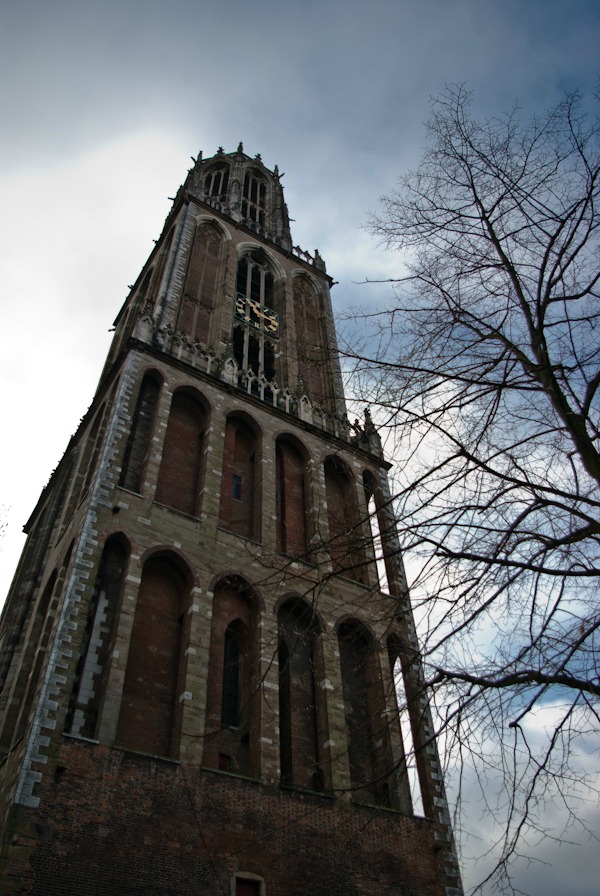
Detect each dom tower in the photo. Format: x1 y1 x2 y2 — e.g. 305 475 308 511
0 146 462 896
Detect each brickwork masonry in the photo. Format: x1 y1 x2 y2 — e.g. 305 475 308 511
2 739 453 896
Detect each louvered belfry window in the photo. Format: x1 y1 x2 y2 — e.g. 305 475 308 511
233 251 277 380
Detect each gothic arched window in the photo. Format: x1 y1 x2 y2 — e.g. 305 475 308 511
278 598 325 790
276 437 310 557
233 251 278 381
324 458 367 584
155 390 208 517
0 460 75 723
204 164 230 201
293 275 325 404
242 169 267 226
145 227 174 312
78 402 107 500
362 470 391 592
116 553 191 758
338 620 393 806
178 222 224 345
120 371 161 494
204 577 259 777
68 536 129 739
138 267 153 303
0 563 62 751
219 415 260 540
387 634 427 816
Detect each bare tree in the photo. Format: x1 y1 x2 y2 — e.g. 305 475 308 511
345 85 600 891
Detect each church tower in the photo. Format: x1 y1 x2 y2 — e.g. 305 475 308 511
0 146 462 896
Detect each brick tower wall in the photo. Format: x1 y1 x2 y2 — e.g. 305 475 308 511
2 739 451 896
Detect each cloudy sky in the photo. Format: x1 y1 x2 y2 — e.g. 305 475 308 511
1 1 598 892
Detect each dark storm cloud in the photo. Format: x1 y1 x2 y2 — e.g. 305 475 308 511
2 1 598 280
3 1 597 168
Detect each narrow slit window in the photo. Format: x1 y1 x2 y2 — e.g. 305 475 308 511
221 629 241 727
232 474 242 501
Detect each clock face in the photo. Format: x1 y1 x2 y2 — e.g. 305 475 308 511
234 294 279 337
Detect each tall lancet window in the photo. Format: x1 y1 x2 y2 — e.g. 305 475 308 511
203 577 259 778
294 275 325 405
155 389 208 517
233 251 278 381
120 371 161 494
219 414 260 540
278 597 325 790
338 620 395 807
276 437 310 557
116 553 191 759
324 457 368 584
242 169 267 226
68 536 128 739
178 222 224 345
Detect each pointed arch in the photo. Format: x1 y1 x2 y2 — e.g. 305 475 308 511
219 414 261 540
276 436 311 558
293 274 326 404
10 570 58 744
324 457 367 584
116 551 193 758
203 163 230 201
203 576 260 777
278 596 326 790
138 266 154 302
242 168 268 226
178 221 225 345
0 458 74 699
120 370 162 493
363 470 391 592
235 242 286 282
68 535 129 738
387 634 426 816
338 619 395 806
0 567 59 750
148 227 174 306
78 401 107 500
155 388 209 516
233 248 282 383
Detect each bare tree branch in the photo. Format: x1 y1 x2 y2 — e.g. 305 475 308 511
341 84 600 893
